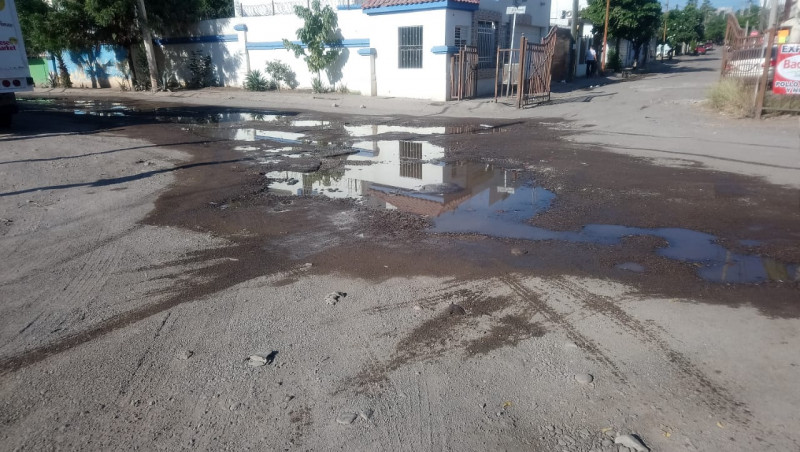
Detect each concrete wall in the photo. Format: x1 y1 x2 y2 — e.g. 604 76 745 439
157 0 552 100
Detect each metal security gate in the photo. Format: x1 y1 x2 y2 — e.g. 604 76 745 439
449 46 478 100
494 26 557 108
518 27 557 107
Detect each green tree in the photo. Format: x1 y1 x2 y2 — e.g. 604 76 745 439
666 1 704 50
584 0 662 63
283 0 342 90
17 0 232 89
704 12 726 43
736 4 761 32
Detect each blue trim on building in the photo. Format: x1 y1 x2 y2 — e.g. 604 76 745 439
247 38 370 51
337 4 362 9
233 24 248 32
155 34 238 46
430 45 459 55
357 48 376 56
363 0 478 15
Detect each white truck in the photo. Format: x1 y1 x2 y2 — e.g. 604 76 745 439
0 0 33 127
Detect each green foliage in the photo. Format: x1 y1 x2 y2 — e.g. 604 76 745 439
584 0 662 47
244 70 275 91
665 3 704 46
18 0 232 53
310 77 330 93
186 51 217 89
704 13 726 43
736 4 761 30
606 50 622 72
265 60 298 90
283 0 342 81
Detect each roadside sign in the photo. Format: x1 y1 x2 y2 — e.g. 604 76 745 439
773 44 800 95
506 6 526 14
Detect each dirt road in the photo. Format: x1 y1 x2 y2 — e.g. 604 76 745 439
1 54 799 451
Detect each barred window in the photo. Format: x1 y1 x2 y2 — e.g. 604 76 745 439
477 21 496 69
399 141 422 179
455 26 469 48
399 26 423 69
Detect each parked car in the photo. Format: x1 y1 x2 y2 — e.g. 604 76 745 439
695 45 707 55
724 45 777 85
656 43 673 60
704 41 714 51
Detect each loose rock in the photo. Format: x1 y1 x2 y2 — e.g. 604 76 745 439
246 355 268 367
177 350 193 360
447 303 466 315
325 291 347 305
510 247 528 256
359 409 374 420
614 434 649 452
575 373 594 384
336 412 358 425
602 438 613 447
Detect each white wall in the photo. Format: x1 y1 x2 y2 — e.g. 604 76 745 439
157 0 553 101
367 9 449 100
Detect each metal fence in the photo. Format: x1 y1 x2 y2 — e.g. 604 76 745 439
494 26 557 107
237 0 347 16
449 46 478 100
720 14 770 85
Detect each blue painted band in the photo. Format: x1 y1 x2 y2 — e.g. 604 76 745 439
247 38 370 51
430 45 459 55
363 0 477 15
357 48 376 56
155 34 238 45
233 24 248 32
337 4 362 9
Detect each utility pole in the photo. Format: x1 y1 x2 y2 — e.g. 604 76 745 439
571 0 579 79
601 0 610 72
662 0 669 43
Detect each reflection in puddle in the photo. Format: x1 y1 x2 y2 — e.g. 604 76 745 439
345 125 447 137
266 139 799 285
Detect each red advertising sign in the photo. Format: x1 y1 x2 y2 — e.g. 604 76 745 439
773 44 800 95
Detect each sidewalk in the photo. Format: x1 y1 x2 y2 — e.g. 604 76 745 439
21 63 666 121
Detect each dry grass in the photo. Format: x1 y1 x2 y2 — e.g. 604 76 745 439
763 92 800 116
707 79 755 118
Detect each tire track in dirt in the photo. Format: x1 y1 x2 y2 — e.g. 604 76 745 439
548 276 750 423
345 281 491 391
500 275 626 382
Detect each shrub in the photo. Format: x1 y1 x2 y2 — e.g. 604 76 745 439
311 77 330 93
244 70 274 91
187 51 217 89
606 50 622 73
265 60 298 90
707 79 754 118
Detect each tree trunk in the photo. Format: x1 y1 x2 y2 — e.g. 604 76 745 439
135 0 159 92
126 44 139 89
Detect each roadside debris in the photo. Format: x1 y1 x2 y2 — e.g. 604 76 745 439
325 291 347 305
245 351 277 367
176 350 193 360
246 355 268 367
359 409 374 420
511 247 528 256
614 434 649 452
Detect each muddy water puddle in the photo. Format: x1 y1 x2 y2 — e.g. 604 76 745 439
264 140 799 285
24 98 798 285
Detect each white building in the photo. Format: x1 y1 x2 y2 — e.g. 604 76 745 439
156 0 552 100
